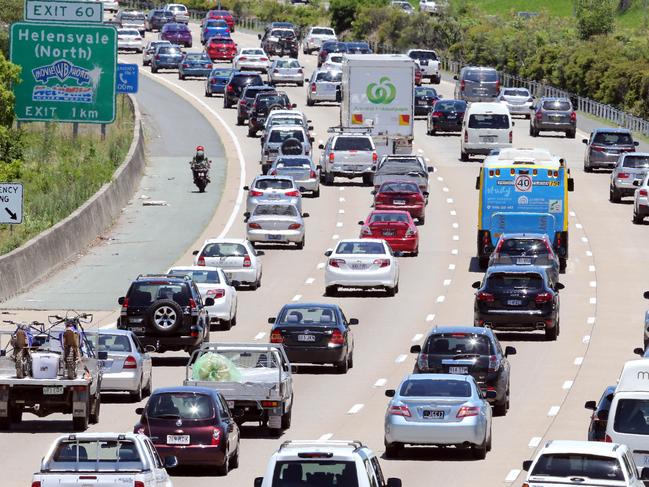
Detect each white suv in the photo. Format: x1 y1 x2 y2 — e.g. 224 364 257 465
302 26 337 54
318 133 377 186
255 440 402 487
522 440 647 487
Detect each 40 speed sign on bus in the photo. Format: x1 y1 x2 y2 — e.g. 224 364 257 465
10 22 116 123
514 174 533 192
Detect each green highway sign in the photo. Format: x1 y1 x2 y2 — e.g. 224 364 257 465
25 0 104 23
10 22 117 123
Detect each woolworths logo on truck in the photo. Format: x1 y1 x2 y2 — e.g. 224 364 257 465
367 77 396 104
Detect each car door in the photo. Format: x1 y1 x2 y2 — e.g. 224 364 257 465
133 335 152 386
493 337 509 393
341 310 353 354
217 394 239 454
143 438 171 486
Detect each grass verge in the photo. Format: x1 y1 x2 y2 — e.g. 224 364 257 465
0 94 135 255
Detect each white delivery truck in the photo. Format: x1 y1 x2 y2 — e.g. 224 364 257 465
340 54 415 158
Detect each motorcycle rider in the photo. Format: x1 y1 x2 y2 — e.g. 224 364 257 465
190 146 211 183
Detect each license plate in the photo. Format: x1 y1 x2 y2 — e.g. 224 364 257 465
98 360 113 369
447 115 457 119
382 230 396 236
423 409 445 419
350 264 367 270
267 234 284 241
129 317 143 323
268 194 280 199
480 136 496 143
298 335 316 342
393 199 406 205
167 435 190 445
131 326 145 333
418 100 427 105
507 299 523 306
448 366 468 374
516 258 532 265
43 386 64 395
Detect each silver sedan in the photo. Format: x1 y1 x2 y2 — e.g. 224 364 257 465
498 87 533 118
306 69 341 106
384 373 493 459
98 329 153 402
246 202 308 248
244 175 302 215
268 58 304 86
269 155 320 197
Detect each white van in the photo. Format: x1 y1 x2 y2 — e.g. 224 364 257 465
606 359 649 469
460 102 512 161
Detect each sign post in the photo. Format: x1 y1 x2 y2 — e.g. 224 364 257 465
10 22 117 124
0 184 24 225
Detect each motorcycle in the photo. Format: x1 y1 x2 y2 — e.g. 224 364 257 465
49 312 93 379
191 160 211 193
3 320 39 378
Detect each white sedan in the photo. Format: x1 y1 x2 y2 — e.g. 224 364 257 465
233 47 270 72
633 173 649 224
117 28 143 53
167 266 238 330
324 239 399 296
193 238 263 290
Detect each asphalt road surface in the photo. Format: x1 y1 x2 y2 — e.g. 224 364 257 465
2 24 649 487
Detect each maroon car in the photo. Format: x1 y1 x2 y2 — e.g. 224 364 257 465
134 386 240 475
373 181 427 224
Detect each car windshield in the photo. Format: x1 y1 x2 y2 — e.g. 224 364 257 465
468 114 510 129
212 38 234 45
98 334 133 353
158 47 181 54
409 50 437 60
316 71 342 82
276 157 311 167
613 399 649 435
369 212 409 223
185 53 208 61
128 282 188 306
119 29 140 36
201 242 248 257
49 439 143 471
146 392 214 419
271 29 295 38
435 100 465 111
593 132 634 145
542 100 571 111
242 49 264 55
269 130 305 143
416 88 438 97
466 69 498 82
486 273 544 290
276 59 300 68
379 182 419 193
498 238 549 257
531 454 623 480
312 27 335 35
622 155 649 168
278 306 339 325
333 137 372 151
168 269 220 284
400 379 471 397
272 461 358 487
253 204 298 217
254 178 294 190
335 241 385 255
424 333 492 355
210 69 232 77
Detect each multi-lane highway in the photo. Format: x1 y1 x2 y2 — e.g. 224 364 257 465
2 20 649 487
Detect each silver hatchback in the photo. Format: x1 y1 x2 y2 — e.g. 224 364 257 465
584 128 638 172
384 373 493 459
244 175 302 215
246 202 308 248
498 87 533 118
610 152 649 202
268 58 304 86
306 69 342 106
269 155 320 196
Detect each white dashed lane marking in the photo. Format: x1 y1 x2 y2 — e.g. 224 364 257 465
374 378 387 388
338 209 345 214
436 295 446 303
395 354 408 363
254 332 266 340
574 357 584 365
443 187 449 192
446 198 454 203
332 234 340 239
336 222 343 227
317 262 325 269
318 433 333 441
452 235 459 241
305 278 315 285
448 264 455 270
589 297 597 304
575 223 583 229
443 279 451 286
587 317 595 325
412 333 423 342
588 265 596 272
582 335 591 344
581 237 589 243
451 249 458 255
505 470 521 483
586 250 593 256
563 380 574 390
528 437 542 448
292 294 302 302
426 314 435 322
450 210 456 216
452 222 459 228
589 281 597 288
339 197 345 202
347 404 364 414
548 406 560 417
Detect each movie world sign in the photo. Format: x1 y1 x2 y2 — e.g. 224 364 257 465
10 22 116 123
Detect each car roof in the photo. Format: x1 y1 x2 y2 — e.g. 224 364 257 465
168 265 221 272
338 238 385 244
152 386 218 396
281 302 340 310
134 276 187 283
485 265 547 275
275 440 368 456
254 175 294 180
540 97 570 102
467 102 509 114
539 440 622 456
498 233 549 239
405 373 473 382
97 329 136 337
203 238 248 245
55 432 145 441
426 325 493 336
593 127 632 134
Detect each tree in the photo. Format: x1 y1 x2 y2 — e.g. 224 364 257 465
574 0 615 40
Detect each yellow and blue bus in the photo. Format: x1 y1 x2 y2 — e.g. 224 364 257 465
475 148 575 269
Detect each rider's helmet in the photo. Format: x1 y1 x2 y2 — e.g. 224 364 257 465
195 145 205 162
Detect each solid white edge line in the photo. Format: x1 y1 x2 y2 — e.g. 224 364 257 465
562 380 574 390
347 403 364 414
587 317 595 325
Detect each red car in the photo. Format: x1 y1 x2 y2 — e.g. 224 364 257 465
203 9 235 32
415 65 422 86
359 210 419 255
373 181 427 224
206 36 237 62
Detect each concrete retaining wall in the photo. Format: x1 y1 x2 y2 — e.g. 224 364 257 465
0 95 145 303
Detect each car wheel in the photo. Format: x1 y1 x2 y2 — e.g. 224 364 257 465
419 215 425 225
130 379 143 402
296 237 305 250
215 450 229 476
584 161 593 173
220 318 232 331
460 150 469 162
230 446 240 469
248 128 255 137
559 257 567 272
205 91 212 97
224 99 231 109
335 357 349 374
362 174 374 186
323 172 334 186
9 405 23 424
545 320 558 341
236 116 244 126
472 439 487 460
493 395 508 417
566 130 576 139
90 394 101 424
529 125 537 137
297 81 304 87
348 352 354 369
412 247 419 257
72 411 89 432
633 211 644 224
306 97 314 107
385 285 396 297
325 285 337 297
151 66 158 73
312 187 320 198
486 427 492 452
146 300 183 335
143 375 152 397
609 186 621 203
384 440 402 459
281 408 292 429
478 256 489 270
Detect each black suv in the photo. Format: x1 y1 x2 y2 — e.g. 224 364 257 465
224 72 264 109
260 28 299 58
117 274 213 354
236 85 276 125
584 385 615 441
410 326 516 416
248 92 293 137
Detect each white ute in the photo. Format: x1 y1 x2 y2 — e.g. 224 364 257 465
32 433 176 487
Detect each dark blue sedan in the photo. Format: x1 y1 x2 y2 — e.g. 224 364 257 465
150 44 184 73
178 52 213 80
205 67 234 96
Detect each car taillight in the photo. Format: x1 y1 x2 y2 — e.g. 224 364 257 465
330 329 344 345
226 84 234 92
189 298 197 310
329 152 335 163
239 99 247 106
32 482 42 487
249 190 264 197
405 227 416 236
238 56 247 61
285 190 300 197
640 189 648 197
206 64 212 69
476 291 494 302
460 80 465 91
261 57 269 61
508 130 512 143
535 111 542 120
329 258 345 268
310 82 317 93
206 289 226 299
123 355 137 369
270 330 283 343
298 68 303 74
570 112 577 122
288 223 301 230
389 405 411 417
488 355 499 372
617 172 630 179
372 152 378 162
457 406 480 418
309 170 316 178
605 434 613 443
535 292 553 304
360 225 372 236
495 80 500 92
243 255 252 267
211 427 222 446
182 63 189 68
121 297 129 309
464 130 468 143
431 111 443 117
197 255 206 266
373 258 390 268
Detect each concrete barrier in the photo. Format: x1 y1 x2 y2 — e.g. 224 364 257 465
0 95 145 303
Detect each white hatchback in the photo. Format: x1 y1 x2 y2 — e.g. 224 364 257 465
324 239 399 296
193 238 263 290
167 266 238 330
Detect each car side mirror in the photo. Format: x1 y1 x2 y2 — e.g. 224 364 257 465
504 346 516 356
554 282 565 291
164 456 179 469
472 281 481 289
292 103 297 108
302 212 310 218
453 75 458 80
584 400 597 410
268 317 276 324
423 191 429 197
634 141 640 146
254 477 263 487
370 190 376 195
410 344 421 353
145 345 157 353
582 138 588 144
118 296 125 305
231 280 241 287
522 460 532 472
567 178 575 192
349 318 359 325
318 144 324 149
257 34 261 39
634 347 645 356
243 185 250 190
633 180 641 187
309 137 315 143
135 407 144 415
256 250 265 256
386 478 401 487
427 166 435 173
308 125 314 131
371 165 377 171
204 297 215 306
358 220 364 225
385 389 395 397
192 250 199 255
244 212 250 219
486 390 497 400
644 291 649 300
324 250 332 257
511 121 515 126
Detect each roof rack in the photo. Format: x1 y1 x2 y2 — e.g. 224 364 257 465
278 440 365 452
